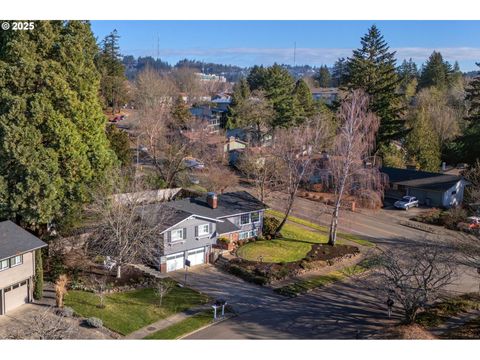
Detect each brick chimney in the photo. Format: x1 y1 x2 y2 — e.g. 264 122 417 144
207 192 218 209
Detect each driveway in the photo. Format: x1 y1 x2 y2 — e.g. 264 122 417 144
168 265 283 314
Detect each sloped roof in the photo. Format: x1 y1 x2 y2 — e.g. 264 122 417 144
167 191 267 219
217 219 240 235
381 167 463 192
0 221 47 261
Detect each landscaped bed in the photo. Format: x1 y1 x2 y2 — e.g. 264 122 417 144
64 285 209 335
230 243 360 285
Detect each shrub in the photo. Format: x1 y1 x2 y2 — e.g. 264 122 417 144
416 208 443 225
441 207 468 230
85 317 103 328
33 250 44 300
228 265 268 286
263 216 280 238
218 237 229 244
57 306 75 318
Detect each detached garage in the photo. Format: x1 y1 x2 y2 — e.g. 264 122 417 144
382 167 467 208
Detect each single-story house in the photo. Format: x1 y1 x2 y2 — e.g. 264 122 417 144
147 191 267 273
381 167 467 208
0 221 47 315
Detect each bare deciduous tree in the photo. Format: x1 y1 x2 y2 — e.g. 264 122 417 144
198 163 239 194
272 115 331 235
135 67 177 109
5 307 74 340
371 243 456 324
154 279 174 307
237 148 279 203
91 274 109 308
328 90 381 245
87 171 172 278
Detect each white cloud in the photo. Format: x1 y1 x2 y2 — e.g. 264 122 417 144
129 46 480 68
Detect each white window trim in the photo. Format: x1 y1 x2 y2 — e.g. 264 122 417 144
171 229 184 242
10 255 23 268
198 224 210 237
251 212 261 224
0 259 9 271
240 213 250 225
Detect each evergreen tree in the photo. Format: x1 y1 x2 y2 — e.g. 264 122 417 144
418 51 453 90
346 25 405 149
294 79 316 121
33 250 44 300
261 64 300 128
226 78 250 129
398 58 419 92
406 108 441 172
332 58 348 87
106 125 131 168
96 29 129 114
462 62 480 162
314 65 332 87
0 21 116 232
171 95 192 128
247 65 267 91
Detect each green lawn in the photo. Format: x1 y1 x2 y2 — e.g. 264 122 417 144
266 209 375 247
64 286 209 335
237 222 328 262
145 310 214 339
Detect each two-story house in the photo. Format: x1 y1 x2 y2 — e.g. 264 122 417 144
0 221 47 315
152 191 267 273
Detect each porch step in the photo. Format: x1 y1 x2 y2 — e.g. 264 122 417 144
214 255 231 269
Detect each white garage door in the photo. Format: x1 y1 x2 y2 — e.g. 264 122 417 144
4 281 29 313
187 248 205 267
166 252 185 272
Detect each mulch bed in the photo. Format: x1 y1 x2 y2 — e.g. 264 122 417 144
226 244 359 285
372 324 436 339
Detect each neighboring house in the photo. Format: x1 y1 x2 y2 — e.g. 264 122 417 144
224 136 247 153
0 221 47 315
381 167 467 208
149 191 267 273
310 87 339 105
190 104 224 132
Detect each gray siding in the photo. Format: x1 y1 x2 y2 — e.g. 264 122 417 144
162 217 217 256
222 210 264 234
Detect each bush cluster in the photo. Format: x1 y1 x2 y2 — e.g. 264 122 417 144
85 317 103 328
262 216 280 239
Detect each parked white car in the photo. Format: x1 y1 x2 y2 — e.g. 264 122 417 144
394 196 419 210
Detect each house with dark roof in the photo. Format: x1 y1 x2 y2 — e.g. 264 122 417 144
148 191 267 273
0 221 47 315
381 167 467 208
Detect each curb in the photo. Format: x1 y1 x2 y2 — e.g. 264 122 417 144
177 313 236 340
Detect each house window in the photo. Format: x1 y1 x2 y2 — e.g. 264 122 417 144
239 231 249 240
10 255 23 267
240 213 250 225
451 190 457 195
171 228 185 242
249 229 258 238
198 224 210 236
251 212 260 223
0 259 8 271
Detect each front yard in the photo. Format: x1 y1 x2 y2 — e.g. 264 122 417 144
236 222 328 263
64 285 209 335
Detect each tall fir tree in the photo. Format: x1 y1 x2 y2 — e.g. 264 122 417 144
294 79 316 121
171 95 192 128
96 29 129 114
226 78 250 129
346 25 405 149
0 21 117 233
315 65 332 87
331 58 348 87
418 51 453 90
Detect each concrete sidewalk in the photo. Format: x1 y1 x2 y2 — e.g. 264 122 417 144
125 305 210 339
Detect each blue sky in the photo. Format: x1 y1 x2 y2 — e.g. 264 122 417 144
90 21 480 71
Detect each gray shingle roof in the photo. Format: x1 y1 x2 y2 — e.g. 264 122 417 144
216 220 240 235
0 221 48 261
167 191 267 219
381 167 463 192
